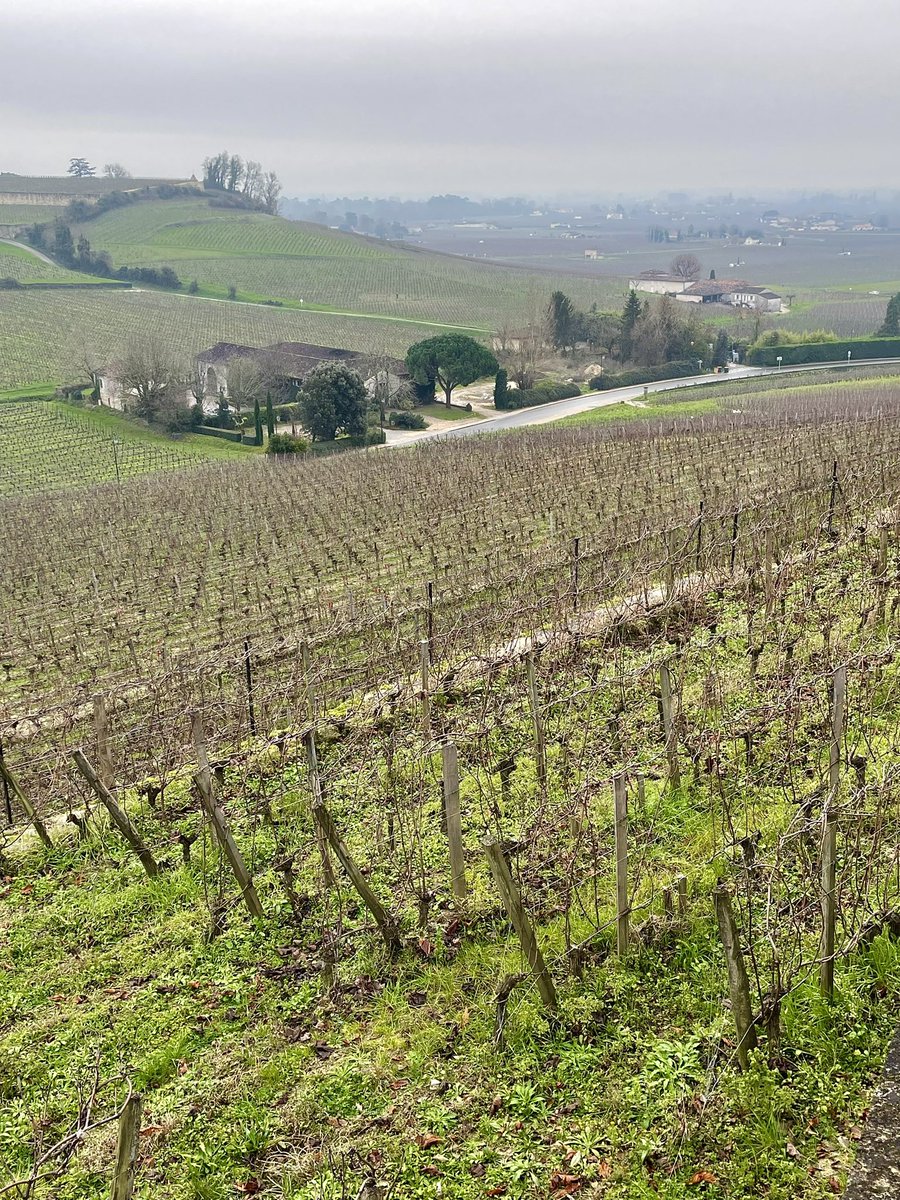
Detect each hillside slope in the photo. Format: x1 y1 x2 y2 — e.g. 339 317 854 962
72 198 620 325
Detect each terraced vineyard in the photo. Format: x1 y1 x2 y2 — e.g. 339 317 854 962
0 289 434 390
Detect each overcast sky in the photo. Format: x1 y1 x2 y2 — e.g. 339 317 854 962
2 0 897 199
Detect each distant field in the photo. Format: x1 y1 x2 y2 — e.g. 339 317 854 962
0 289 443 389
0 204 64 225
417 221 900 292
0 173 189 196
0 400 253 495
73 198 616 324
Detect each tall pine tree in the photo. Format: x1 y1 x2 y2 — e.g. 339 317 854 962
619 289 642 363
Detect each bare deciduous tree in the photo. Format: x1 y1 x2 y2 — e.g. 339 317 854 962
115 340 184 425
670 253 702 280
102 163 132 179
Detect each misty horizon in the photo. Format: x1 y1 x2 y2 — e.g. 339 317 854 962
3 0 899 198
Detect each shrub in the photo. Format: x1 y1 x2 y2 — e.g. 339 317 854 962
227 286 237 300
0 277 23 290
388 410 427 429
266 433 308 454
589 361 697 390
499 380 582 410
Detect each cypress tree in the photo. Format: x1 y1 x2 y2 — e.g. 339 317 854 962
493 368 509 409
265 390 275 438
253 395 263 446
878 293 900 337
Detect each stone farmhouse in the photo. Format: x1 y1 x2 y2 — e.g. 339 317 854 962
630 271 785 312
98 341 409 411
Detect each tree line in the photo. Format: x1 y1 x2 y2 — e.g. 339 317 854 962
201 151 281 214
26 221 182 289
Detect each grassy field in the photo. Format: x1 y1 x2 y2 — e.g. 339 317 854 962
0 399 258 495
0 241 115 286
1 375 899 1198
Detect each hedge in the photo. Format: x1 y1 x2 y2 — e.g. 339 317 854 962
495 381 581 411
747 338 900 366
589 360 698 390
196 425 244 443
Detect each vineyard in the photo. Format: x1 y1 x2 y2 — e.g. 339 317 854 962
1 377 899 1198
0 289 434 390
0 241 109 286
72 198 619 323
0 400 253 496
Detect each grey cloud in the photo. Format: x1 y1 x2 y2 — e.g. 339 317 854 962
2 0 899 195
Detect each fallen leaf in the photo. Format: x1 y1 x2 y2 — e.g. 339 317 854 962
421 1165 440 1176
849 1126 863 1141
233 1181 261 1195
786 1143 800 1159
596 1161 612 1178
416 1133 442 1150
140 1125 165 1137
486 1189 508 1197
418 937 434 956
687 1171 719 1185
827 1180 842 1194
550 1171 584 1197
469 1162 486 1177
407 990 427 1007
489 1095 503 1114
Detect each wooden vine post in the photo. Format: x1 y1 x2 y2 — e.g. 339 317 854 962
484 839 557 1011
526 650 547 792
312 802 400 954
820 664 846 1001
110 1092 142 1200
659 661 680 788
191 714 264 920
303 730 335 887
613 774 629 956
441 740 468 901
713 885 757 1070
72 749 159 879
0 756 53 849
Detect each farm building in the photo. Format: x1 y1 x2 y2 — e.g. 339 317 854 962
98 341 409 411
629 272 692 295
674 280 785 312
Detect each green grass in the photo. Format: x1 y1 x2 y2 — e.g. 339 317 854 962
417 401 483 422
0 241 114 286
554 395 722 427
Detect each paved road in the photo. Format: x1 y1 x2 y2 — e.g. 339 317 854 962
393 358 900 444
0 238 57 267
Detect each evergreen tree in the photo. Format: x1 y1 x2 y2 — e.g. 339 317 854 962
253 395 263 446
877 292 900 337
493 368 509 409
619 289 642 362
712 329 730 368
265 390 275 438
547 291 576 350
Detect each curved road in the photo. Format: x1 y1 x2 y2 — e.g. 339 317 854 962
399 358 900 444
